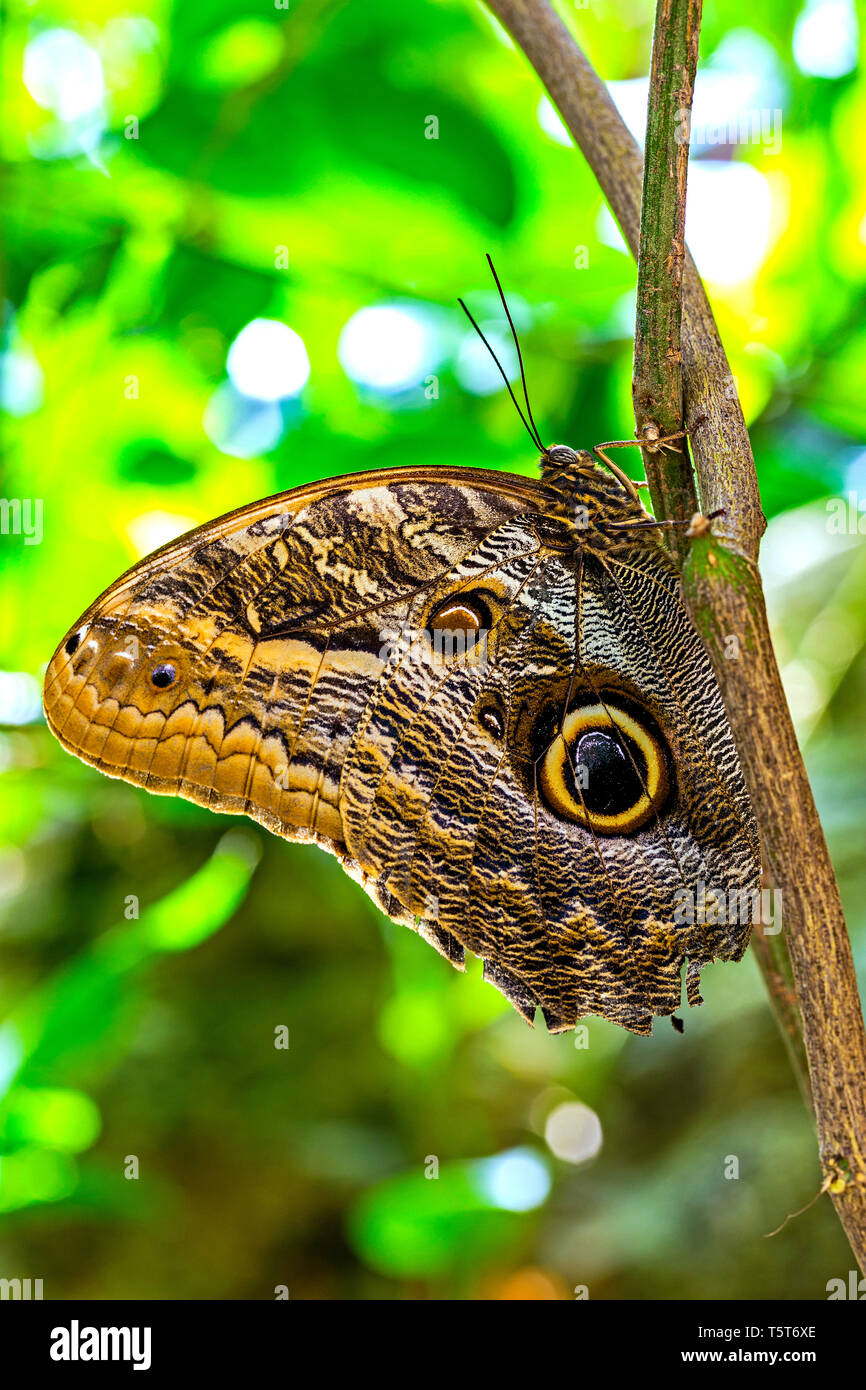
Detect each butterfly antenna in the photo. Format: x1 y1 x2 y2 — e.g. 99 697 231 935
485 253 545 452
457 295 543 454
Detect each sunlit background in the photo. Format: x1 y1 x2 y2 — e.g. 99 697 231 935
1 0 865 1299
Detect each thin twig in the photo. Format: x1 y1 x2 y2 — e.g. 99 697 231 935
483 0 866 1269
632 0 700 558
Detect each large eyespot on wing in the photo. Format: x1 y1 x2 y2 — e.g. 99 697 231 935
539 697 670 835
42 466 549 869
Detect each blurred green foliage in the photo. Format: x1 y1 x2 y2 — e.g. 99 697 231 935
1 0 864 1298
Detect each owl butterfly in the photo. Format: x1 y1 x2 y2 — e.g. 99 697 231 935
43 270 759 1037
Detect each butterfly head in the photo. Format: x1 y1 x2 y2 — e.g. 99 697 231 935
537 443 652 550
538 443 596 502
539 444 600 478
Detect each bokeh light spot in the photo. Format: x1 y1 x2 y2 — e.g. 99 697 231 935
338 305 439 394
793 0 858 78
227 319 311 402
0 671 43 725
203 382 286 458
685 162 773 285
544 1101 603 1164
23 29 105 122
471 1147 551 1211
0 348 44 416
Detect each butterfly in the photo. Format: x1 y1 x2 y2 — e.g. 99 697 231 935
42 264 760 1037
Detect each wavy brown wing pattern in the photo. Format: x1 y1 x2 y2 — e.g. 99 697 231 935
43 465 760 1035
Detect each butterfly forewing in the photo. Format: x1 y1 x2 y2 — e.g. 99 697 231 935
43 469 544 849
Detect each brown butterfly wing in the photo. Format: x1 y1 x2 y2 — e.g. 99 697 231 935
44 465 759 1035
42 465 547 917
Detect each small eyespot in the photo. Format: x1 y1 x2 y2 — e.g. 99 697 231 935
65 630 83 656
427 593 491 658
151 663 177 689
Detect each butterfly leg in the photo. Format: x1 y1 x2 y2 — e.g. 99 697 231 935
589 444 644 499
602 425 688 453
607 508 725 538
593 429 689 497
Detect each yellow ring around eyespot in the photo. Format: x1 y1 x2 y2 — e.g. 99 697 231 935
539 702 668 835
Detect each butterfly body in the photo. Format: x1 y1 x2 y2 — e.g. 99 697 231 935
44 452 760 1036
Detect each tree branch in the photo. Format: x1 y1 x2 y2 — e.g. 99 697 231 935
632 0 700 555
483 0 866 1267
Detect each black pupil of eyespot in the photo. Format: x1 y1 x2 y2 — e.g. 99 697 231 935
573 729 645 816
151 664 176 688
65 632 80 655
